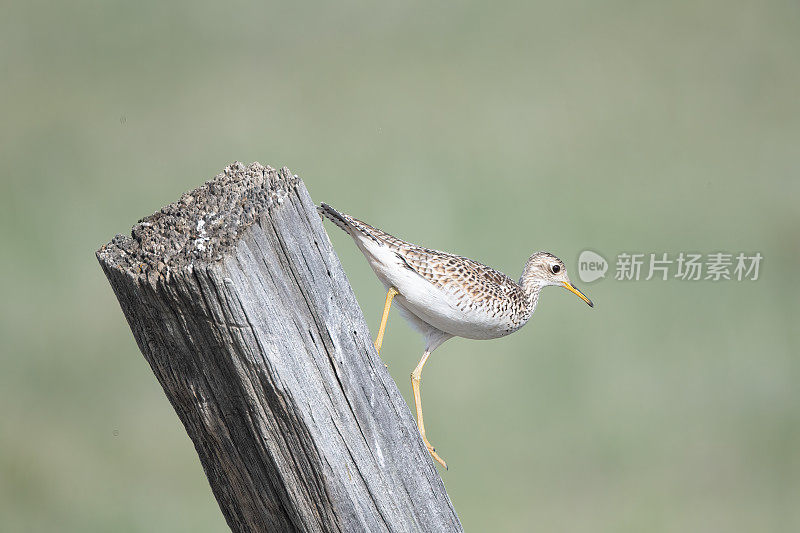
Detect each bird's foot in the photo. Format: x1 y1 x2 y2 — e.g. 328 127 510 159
421 434 447 470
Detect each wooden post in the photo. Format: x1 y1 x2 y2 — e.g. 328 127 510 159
96 162 462 532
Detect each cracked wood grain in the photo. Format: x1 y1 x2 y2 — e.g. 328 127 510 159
96 162 462 533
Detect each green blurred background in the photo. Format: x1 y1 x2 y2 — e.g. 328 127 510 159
2 1 799 531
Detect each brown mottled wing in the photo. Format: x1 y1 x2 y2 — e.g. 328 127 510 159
330 206 525 315
400 247 524 317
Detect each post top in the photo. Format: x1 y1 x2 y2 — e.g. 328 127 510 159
96 161 300 280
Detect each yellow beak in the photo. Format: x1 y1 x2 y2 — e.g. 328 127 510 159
562 281 594 308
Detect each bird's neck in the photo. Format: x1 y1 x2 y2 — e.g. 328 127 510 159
519 277 545 316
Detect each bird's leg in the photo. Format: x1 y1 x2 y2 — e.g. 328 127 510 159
411 350 447 469
374 287 398 355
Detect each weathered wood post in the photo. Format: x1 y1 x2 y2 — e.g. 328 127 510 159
96 162 462 532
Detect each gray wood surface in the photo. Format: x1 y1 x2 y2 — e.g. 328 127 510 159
96 162 462 532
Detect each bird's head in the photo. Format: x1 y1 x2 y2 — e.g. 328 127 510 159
520 251 593 307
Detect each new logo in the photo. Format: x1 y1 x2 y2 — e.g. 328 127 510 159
577 250 608 283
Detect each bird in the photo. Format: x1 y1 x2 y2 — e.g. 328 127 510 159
318 203 593 469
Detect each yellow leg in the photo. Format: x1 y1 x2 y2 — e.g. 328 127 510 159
411 350 447 470
374 287 398 355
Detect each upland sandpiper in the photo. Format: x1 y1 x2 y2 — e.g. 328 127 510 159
319 203 593 469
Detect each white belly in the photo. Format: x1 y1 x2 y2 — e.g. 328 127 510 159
395 291 514 340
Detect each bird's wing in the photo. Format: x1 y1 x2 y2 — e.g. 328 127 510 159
319 202 524 310
398 246 521 307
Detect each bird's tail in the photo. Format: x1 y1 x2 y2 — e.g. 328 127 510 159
319 203 399 249
318 203 353 233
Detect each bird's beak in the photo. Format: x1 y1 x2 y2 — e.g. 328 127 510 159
562 281 594 308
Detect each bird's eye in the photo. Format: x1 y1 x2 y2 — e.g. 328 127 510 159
551 264 561 274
